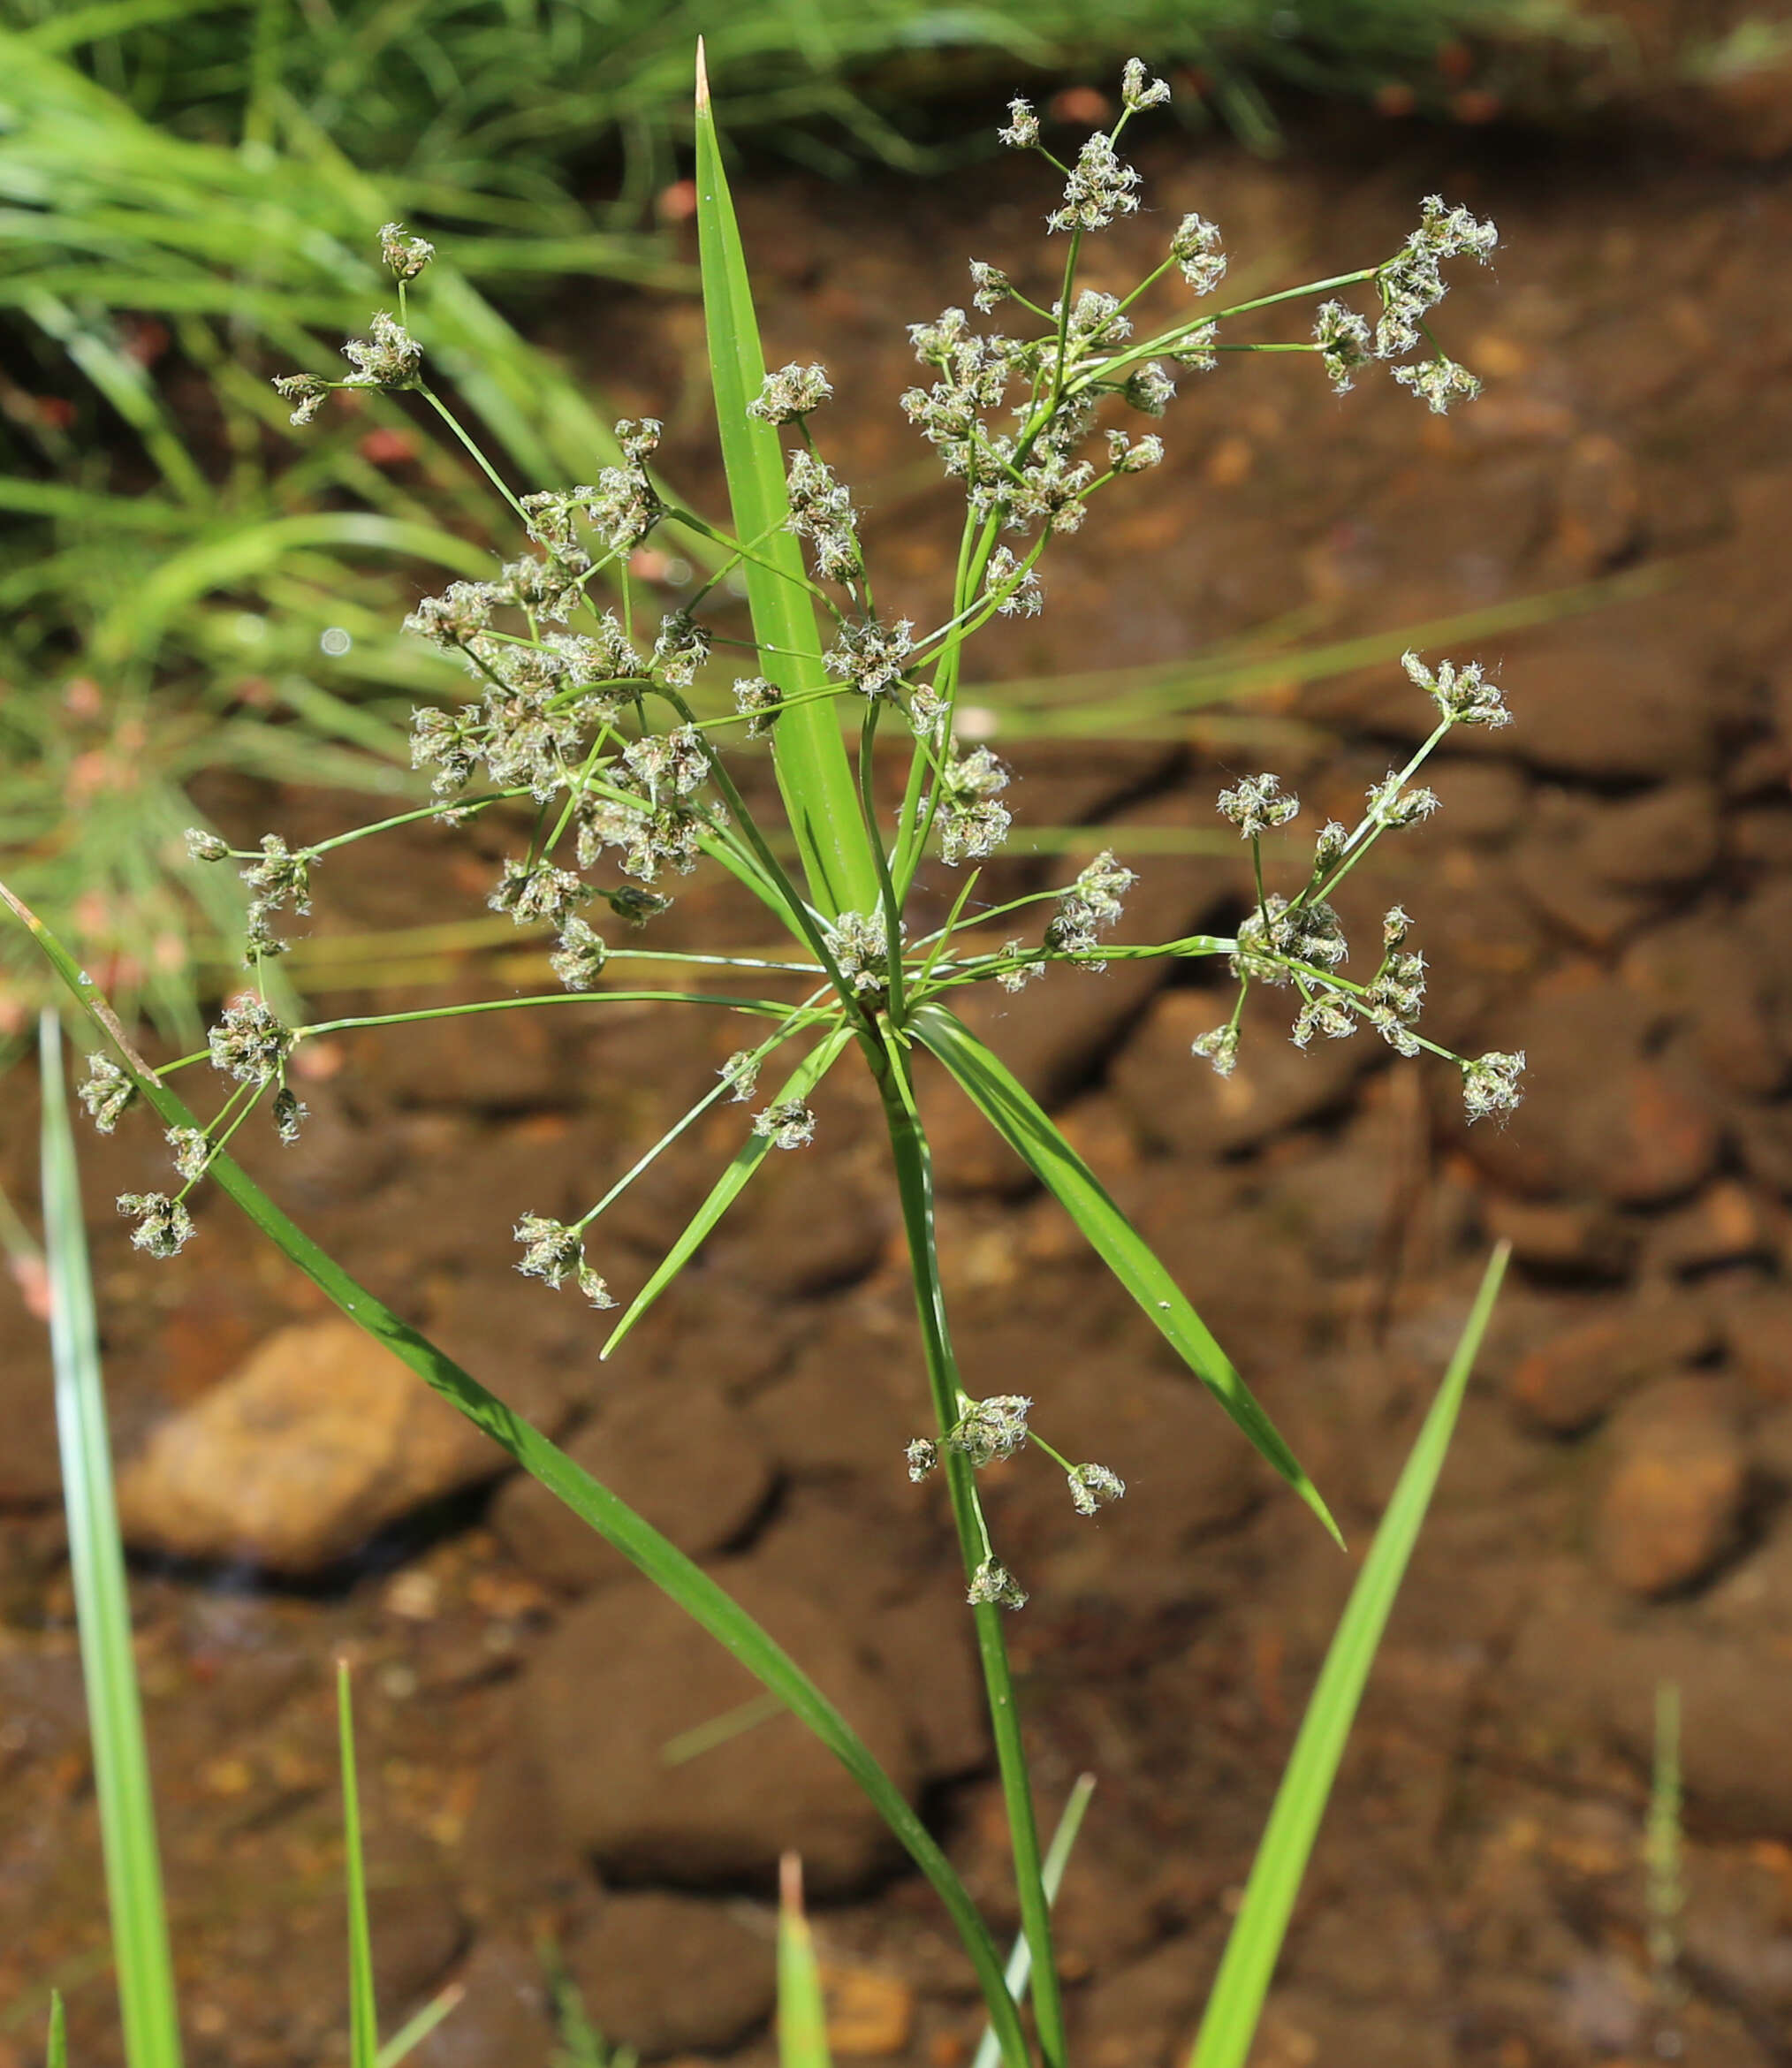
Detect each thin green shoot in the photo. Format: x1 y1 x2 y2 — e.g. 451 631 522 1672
37 1011 184 2068
1188 1241 1511 2068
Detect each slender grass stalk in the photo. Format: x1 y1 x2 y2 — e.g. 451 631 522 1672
45 1993 66 2068
338 1662 379 2068
873 1030 1061 2068
1187 1241 1511 2068
373 1986 463 2068
37 1012 184 2068
969 1775 1097 2068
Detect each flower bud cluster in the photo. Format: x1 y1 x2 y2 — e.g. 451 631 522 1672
1047 850 1135 966
733 676 782 738
80 1053 137 1132
749 362 833 424
513 1213 613 1306
341 312 421 391
118 1192 195 1258
982 545 1042 617
826 909 900 998
826 617 914 699
1170 213 1226 294
550 916 608 991
489 857 590 928
1048 132 1143 234
1218 772 1300 839
936 744 1012 865
786 450 862 584
753 1099 817 1150
239 833 315 962
379 222 435 280
1401 650 1509 727
208 996 292 1084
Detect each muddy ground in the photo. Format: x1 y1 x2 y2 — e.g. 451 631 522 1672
5 80 1792 2068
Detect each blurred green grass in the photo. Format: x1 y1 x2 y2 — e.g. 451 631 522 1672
0 0 1575 1038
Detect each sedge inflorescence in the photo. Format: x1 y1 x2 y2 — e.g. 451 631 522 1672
90 68 1521 1609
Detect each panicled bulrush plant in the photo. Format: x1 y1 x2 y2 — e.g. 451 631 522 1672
23 65 1522 2068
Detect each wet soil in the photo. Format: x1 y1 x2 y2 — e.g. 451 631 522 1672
7 91 1792 2068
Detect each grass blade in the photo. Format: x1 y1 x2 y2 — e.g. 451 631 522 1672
777 1855 832 2068
4 887 1026 2068
373 1984 462 2068
694 42 879 921
338 1663 379 2068
37 1012 184 2068
601 1024 854 1359
968 1774 1097 2068
45 1993 66 2068
909 1001 1340 1547
1187 1242 1511 2068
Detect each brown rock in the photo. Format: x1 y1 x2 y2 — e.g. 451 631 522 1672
1481 1194 1637 1280
1508 1301 1714 1433
1622 917 1787 1098
117 1317 497 1571
1733 1097 1792 1196
412 1938 557 2068
1508 1605 1792 1836
1110 989 1370 1159
1725 1288 1792 1402
1455 981 1719 1205
819 1963 914 2057
1642 1181 1777 1274
1592 1377 1746 1597
1581 781 1721 892
489 1380 775 1594
730 1483 983 1783
504 1569 920 1894
563 1892 775 2057
1494 607 1734 782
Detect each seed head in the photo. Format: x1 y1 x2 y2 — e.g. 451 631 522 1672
1401 650 1509 728
550 916 608 991
340 311 421 390
271 373 330 426
999 96 1040 148
79 1053 138 1132
117 1192 195 1259
947 1394 1031 1467
379 222 435 280
209 997 292 1083
748 362 832 423
967 1557 1028 1610
1192 1023 1241 1078
1462 1050 1525 1122
753 1099 817 1151
906 1438 939 1482
1218 772 1301 839
1067 1462 1126 1515
1170 213 1226 294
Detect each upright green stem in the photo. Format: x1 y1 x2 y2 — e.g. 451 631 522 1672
874 1029 1067 2068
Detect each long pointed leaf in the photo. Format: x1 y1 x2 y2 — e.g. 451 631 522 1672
601 1024 854 1359
910 1001 1340 1546
694 44 878 921
4 888 1025 2068
1188 1243 1510 2068
38 1015 184 2068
